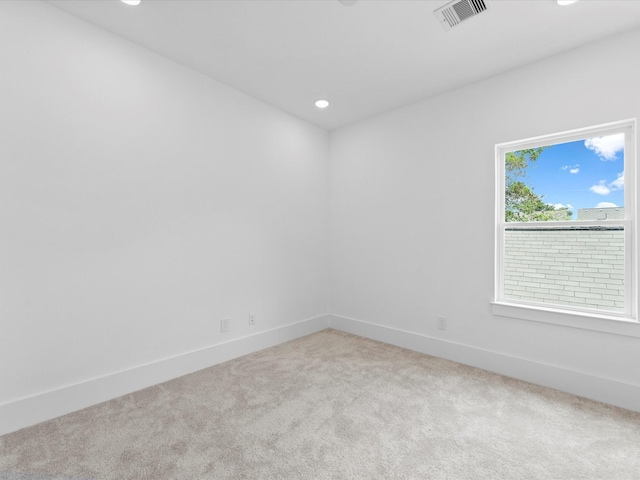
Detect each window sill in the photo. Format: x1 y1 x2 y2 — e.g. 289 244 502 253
491 301 640 337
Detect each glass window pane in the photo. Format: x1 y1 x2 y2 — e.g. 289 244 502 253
503 226 624 312
505 134 625 222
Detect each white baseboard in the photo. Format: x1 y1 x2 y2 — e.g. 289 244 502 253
4 313 638 437
0 315 329 436
328 314 640 413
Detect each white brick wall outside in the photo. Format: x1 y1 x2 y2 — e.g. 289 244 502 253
504 228 624 312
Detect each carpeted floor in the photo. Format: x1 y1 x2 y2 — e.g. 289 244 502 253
1 329 639 479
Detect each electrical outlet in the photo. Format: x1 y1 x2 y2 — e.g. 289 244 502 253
437 316 447 331
249 313 256 325
220 318 230 333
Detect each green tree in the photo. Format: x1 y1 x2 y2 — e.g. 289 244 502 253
505 148 571 222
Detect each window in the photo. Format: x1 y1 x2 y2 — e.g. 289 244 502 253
493 120 638 334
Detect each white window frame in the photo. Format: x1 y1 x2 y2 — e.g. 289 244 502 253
492 119 639 337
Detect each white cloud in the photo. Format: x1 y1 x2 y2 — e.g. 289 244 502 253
610 172 624 190
596 202 618 208
562 163 580 174
584 133 625 161
569 167 580 174
551 203 573 211
590 180 611 195
590 172 624 196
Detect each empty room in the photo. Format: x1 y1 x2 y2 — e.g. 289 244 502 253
1 0 640 478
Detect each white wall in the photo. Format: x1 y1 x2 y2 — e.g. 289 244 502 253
3 1 640 436
329 28 640 404
0 1 328 411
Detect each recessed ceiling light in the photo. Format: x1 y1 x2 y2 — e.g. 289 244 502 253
121 0 141 6
557 0 578 5
315 100 330 109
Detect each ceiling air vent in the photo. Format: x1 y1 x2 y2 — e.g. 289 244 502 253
434 0 488 31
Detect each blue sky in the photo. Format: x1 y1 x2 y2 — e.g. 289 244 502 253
515 133 625 219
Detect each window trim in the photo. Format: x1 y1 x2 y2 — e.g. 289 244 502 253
494 119 637 335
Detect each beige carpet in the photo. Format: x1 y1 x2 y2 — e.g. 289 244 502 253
1 329 639 479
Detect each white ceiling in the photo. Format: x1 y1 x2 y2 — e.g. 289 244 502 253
46 0 640 130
